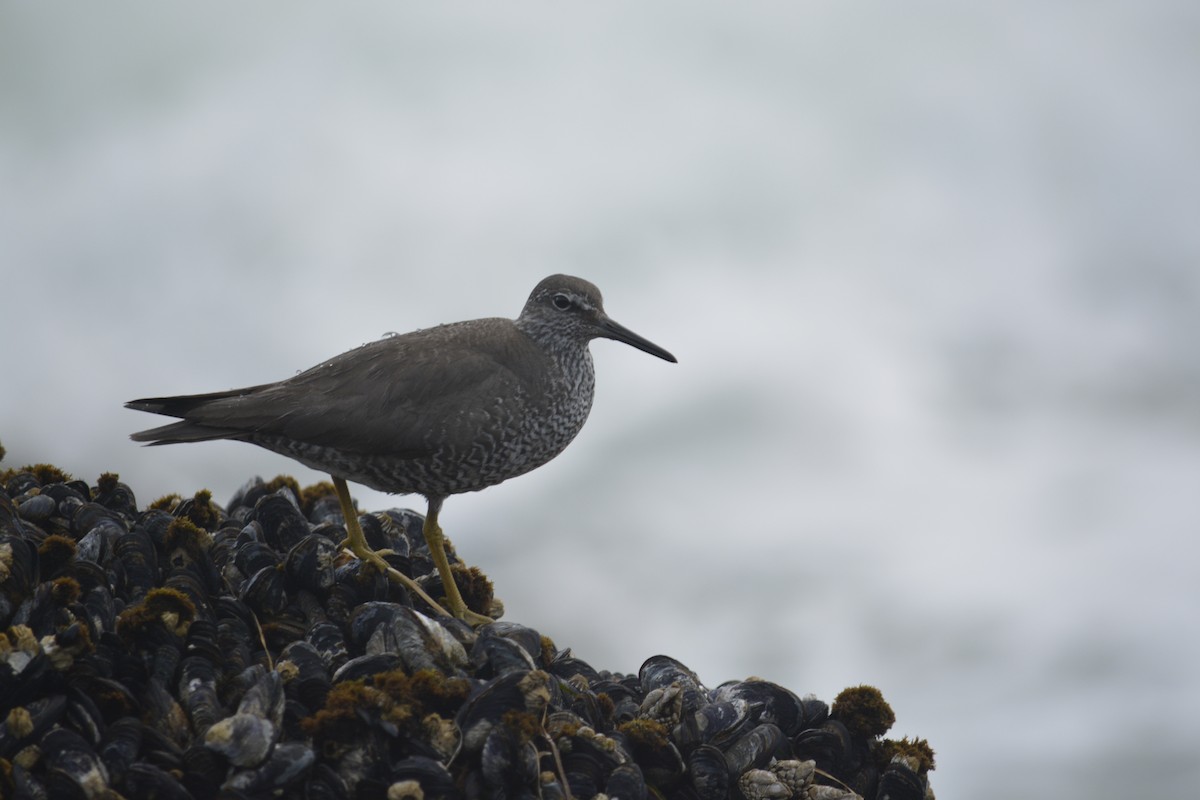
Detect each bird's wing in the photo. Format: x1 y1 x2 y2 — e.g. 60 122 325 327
132 321 549 458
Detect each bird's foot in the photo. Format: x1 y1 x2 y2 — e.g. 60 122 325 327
332 479 493 627
460 609 494 627
331 476 457 619
339 530 491 626
335 535 397 560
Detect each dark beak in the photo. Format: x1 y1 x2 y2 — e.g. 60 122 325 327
597 316 677 363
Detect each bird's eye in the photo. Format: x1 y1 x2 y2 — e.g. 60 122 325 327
551 293 572 311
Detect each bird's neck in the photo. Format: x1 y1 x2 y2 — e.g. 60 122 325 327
513 318 595 397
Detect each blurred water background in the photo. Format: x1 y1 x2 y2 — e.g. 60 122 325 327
3 2 1199 797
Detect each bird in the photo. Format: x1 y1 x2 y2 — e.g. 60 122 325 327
126 274 676 625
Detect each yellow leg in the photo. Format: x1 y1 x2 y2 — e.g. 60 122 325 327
424 496 493 627
331 476 453 620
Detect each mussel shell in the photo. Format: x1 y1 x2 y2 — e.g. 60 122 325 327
252 491 312 551
347 600 402 647
687 743 730 800
17 493 56 522
112 528 159 601
262 608 309 652
480 721 539 797
137 509 175 552
303 762 350 800
237 667 285 723
12 579 71 637
205 711 278 768
589 683 637 726
141 679 191 750
215 617 254 676
99 717 144 783
681 698 752 751
560 735 620 799
0 491 29 540
376 508 427 555
549 652 601 684
71 675 138 724
209 525 240 564
122 761 193 800
472 632 537 678
306 493 347 528
73 523 112 566
284 533 339 592
877 757 926 800
331 652 404 684
792 719 860 775
178 655 223 736
363 605 468 675
39 482 88 507
381 507 425 538
605 763 648 800
225 476 274 520
456 670 552 754
326 559 391 620
481 621 544 662
712 679 813 738
799 694 831 729
639 654 703 695
180 743 226 798
65 685 107 746
225 741 315 793
612 727 685 790
3 471 41 497
723 723 787 776
91 478 138 519
306 620 350 670
144 641 180 688
73 502 129 539
163 570 214 623
279 640 332 712
386 755 458 799
0 649 52 711
241 564 289 617
0 533 39 601
293 586 330 624
41 726 111 798
234 538 281 578
10 761 48 800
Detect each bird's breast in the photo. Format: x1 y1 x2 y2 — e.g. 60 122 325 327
475 349 596 480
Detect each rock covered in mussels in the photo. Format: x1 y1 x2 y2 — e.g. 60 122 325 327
0 457 936 799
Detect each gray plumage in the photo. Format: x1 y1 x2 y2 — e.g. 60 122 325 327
127 274 676 501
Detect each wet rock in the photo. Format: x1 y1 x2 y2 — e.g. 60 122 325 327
0 463 937 799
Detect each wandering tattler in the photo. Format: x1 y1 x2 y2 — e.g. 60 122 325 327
126 274 676 624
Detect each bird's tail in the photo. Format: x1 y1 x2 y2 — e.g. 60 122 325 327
126 390 255 445
128 419 248 445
